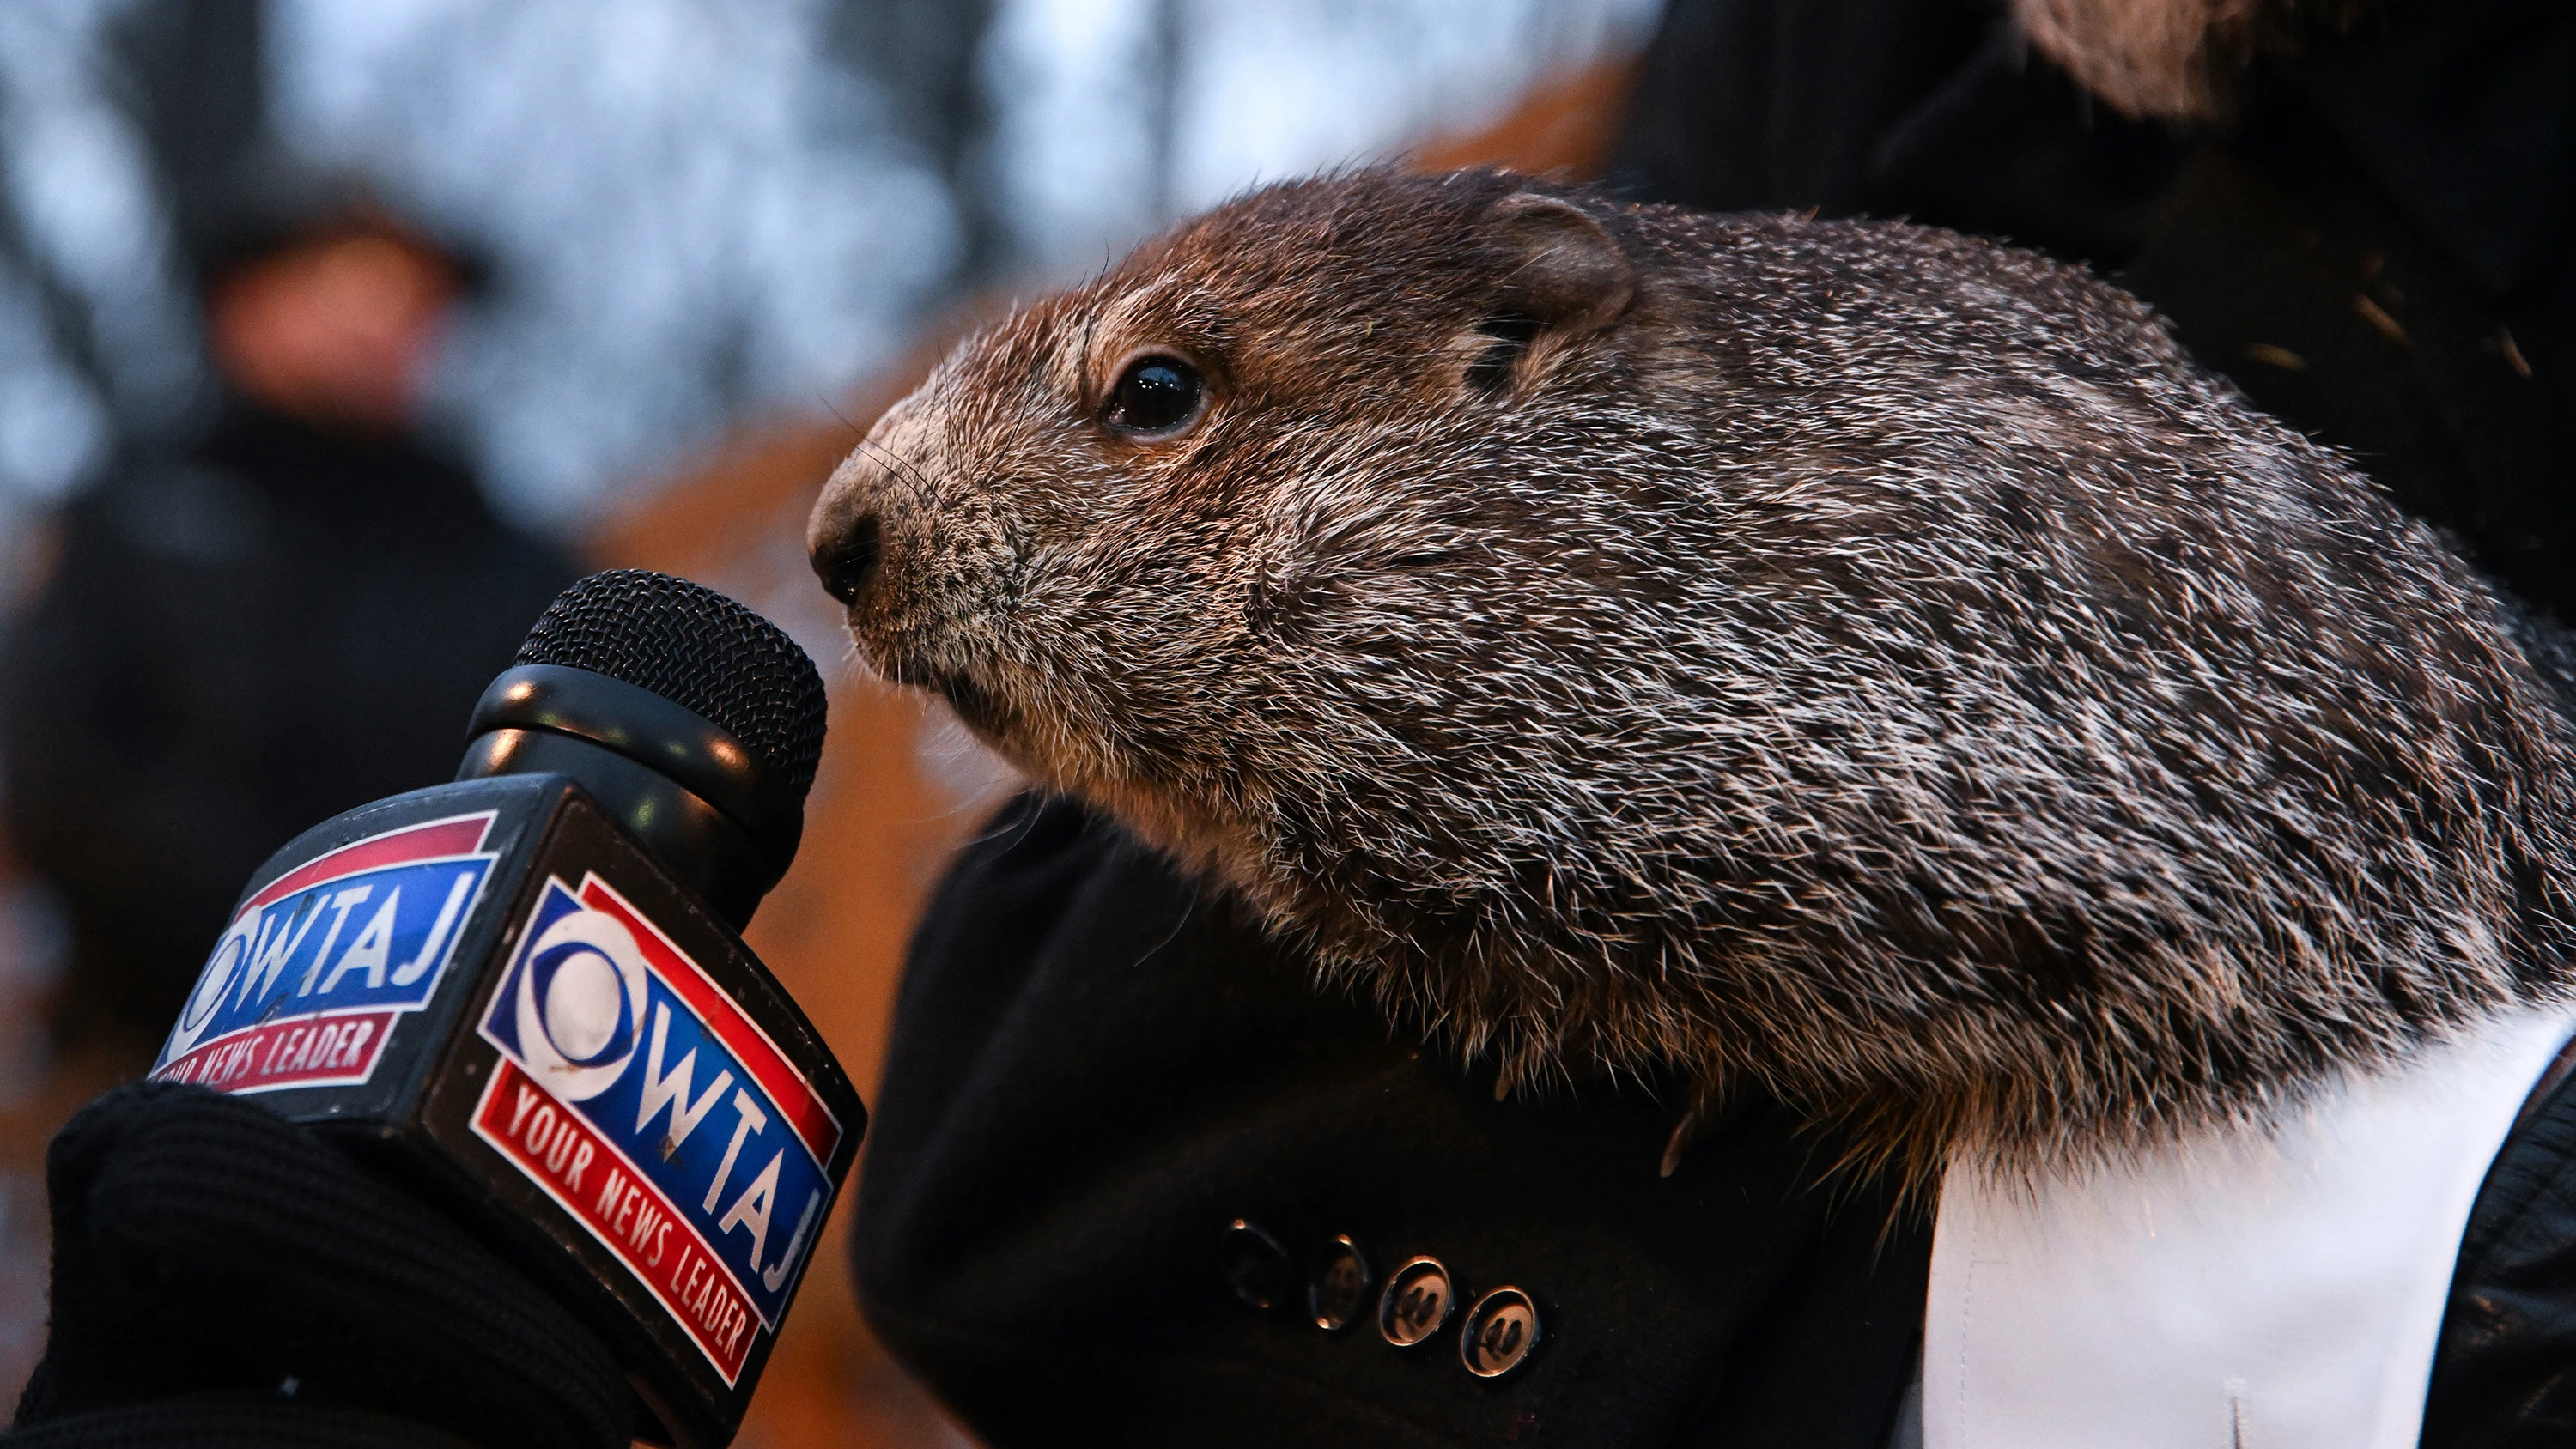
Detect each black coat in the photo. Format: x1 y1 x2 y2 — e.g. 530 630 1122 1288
855 0 2576 1441
857 796 2576 1447
0 403 574 1046
856 797 1929 1447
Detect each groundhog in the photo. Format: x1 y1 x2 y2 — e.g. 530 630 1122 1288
806 167 2576 1184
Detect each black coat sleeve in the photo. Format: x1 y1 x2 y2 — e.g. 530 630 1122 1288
2423 1064 2576 1449
851 795 1928 1449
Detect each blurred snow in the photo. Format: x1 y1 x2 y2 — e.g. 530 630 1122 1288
0 292 107 508
3 74 198 427
0 0 1659 539
0 0 195 522
270 0 967 530
986 0 1660 278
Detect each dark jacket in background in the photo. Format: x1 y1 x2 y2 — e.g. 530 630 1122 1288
0 403 574 1048
857 1 2576 1444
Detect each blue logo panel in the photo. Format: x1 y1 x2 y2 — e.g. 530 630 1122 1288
155 814 498 1091
476 874 835 1374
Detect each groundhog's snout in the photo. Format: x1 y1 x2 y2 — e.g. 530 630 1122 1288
812 512 879 607
809 438 896 609
806 427 1023 705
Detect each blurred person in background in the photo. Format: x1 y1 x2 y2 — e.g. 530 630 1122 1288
0 170 574 1058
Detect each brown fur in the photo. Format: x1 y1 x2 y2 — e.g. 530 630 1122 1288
809 169 2576 1184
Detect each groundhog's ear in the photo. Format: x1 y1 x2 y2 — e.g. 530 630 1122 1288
1488 192 1633 335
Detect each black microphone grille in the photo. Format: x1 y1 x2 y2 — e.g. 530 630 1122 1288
515 569 829 797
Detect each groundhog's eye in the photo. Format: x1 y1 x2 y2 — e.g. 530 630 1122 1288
1105 354 1204 436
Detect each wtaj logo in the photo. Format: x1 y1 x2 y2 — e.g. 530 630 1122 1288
473 873 839 1383
155 815 499 1093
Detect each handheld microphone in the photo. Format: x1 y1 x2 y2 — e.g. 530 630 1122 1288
146 569 864 1449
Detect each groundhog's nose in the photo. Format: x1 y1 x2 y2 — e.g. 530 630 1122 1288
812 513 881 607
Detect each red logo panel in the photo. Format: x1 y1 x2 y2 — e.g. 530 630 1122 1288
472 1058 760 1383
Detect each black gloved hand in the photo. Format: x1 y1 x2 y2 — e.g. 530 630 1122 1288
3 1081 630 1449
